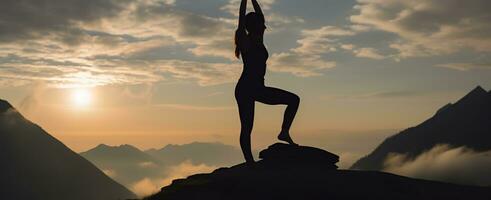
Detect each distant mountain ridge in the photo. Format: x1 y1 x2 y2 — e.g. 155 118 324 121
0 99 135 200
351 86 491 170
81 143 163 188
145 142 243 166
83 144 160 164
81 141 243 194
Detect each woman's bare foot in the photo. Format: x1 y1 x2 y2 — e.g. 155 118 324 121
278 130 298 146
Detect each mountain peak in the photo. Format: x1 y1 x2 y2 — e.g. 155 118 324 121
472 85 486 94
0 99 13 113
119 144 141 152
455 86 488 106
1 102 136 199
94 144 111 150
351 85 491 171
92 144 140 152
466 86 487 98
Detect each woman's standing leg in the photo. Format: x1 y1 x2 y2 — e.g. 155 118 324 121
255 86 300 145
236 94 256 163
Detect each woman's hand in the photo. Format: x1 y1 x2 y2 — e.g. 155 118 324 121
251 0 263 15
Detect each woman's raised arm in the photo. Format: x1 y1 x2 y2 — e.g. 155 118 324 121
251 0 263 16
235 0 248 58
237 0 247 30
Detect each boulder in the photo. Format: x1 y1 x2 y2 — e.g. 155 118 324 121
259 143 339 169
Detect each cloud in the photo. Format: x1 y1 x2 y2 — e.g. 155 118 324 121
221 0 276 16
0 0 239 88
155 60 241 86
351 0 491 58
269 53 335 77
159 161 216 187
340 44 355 50
131 178 160 197
121 83 155 105
187 39 235 59
18 83 47 114
267 26 356 77
0 55 163 88
383 144 491 186
139 161 158 168
221 0 305 31
0 0 131 43
0 1 172 89
436 63 491 71
353 48 385 60
292 26 355 55
341 44 386 60
130 161 216 197
268 24 390 76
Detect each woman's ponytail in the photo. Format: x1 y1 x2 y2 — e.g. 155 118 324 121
234 30 241 59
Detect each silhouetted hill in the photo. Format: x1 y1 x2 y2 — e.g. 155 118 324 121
83 144 159 164
0 99 136 200
144 143 491 200
81 144 163 188
145 142 243 166
351 86 491 170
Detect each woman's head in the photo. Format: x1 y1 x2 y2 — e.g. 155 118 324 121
245 12 266 35
235 12 267 59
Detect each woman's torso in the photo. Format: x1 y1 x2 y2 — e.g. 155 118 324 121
239 40 269 86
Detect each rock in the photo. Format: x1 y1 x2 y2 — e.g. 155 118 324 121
259 143 339 169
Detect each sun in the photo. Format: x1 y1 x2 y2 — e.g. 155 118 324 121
72 88 92 107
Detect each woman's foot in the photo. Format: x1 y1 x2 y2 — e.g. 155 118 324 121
278 130 298 146
244 160 256 168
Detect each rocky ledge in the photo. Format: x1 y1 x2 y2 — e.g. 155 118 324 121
143 143 491 200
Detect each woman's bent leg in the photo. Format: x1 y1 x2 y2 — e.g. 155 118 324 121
255 87 300 145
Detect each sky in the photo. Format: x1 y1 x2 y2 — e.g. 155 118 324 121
1 0 491 166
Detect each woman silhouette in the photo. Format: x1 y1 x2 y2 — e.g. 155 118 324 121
234 0 300 163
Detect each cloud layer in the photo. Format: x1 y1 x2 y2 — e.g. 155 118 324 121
351 0 491 58
0 0 248 88
2 0 490 88
0 0 329 88
383 144 491 186
130 161 216 197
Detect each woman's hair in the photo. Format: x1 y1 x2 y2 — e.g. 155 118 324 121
235 30 241 59
235 12 264 59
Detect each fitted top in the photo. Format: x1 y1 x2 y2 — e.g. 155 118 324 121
237 32 269 84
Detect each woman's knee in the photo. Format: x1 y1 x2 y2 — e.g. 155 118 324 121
289 93 300 106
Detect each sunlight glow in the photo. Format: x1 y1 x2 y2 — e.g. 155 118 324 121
72 89 92 107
